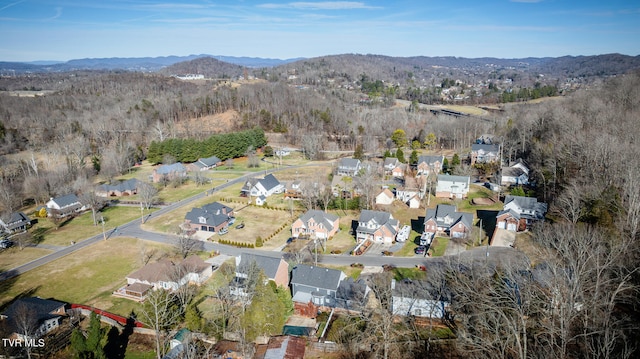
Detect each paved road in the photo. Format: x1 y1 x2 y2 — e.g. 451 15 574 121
0 163 527 282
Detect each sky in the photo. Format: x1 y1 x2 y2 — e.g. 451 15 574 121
0 0 638 62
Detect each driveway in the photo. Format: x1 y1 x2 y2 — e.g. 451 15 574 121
491 228 516 247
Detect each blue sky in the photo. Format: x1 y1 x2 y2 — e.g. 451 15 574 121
1 0 638 62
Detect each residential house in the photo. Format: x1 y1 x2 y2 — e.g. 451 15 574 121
275 148 292 157
0 212 32 234
235 253 290 288
183 202 234 233
291 210 340 240
406 195 421 209
391 279 448 319
151 163 187 183
96 178 141 197
336 158 362 176
416 155 444 176
45 194 86 218
470 143 501 165
396 188 421 202
496 195 547 232
1 297 67 340
290 264 346 307
383 157 400 175
375 188 394 206
423 204 474 240
230 253 290 298
500 159 530 187
284 180 303 199
335 277 370 312
355 210 400 244
188 155 221 171
255 195 267 206
118 256 213 300
435 174 470 199
241 174 284 198
391 163 406 178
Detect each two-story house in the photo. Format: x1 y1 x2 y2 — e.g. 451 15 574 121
356 210 400 244
240 174 284 198
183 202 234 233
500 159 529 187
470 143 501 165
0 212 32 235
291 210 339 240
416 155 444 176
423 204 474 241
290 264 346 308
496 195 547 232
435 174 470 199
336 158 362 176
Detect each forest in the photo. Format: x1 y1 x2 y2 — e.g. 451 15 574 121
0 56 639 358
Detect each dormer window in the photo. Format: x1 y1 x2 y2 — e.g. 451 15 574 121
198 216 207 224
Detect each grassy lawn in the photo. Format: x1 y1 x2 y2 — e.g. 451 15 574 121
391 267 427 281
0 237 171 317
428 237 449 257
0 246 53 271
394 234 422 257
33 206 159 246
440 104 489 116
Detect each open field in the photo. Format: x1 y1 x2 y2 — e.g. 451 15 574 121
0 237 172 316
0 246 53 271
32 206 159 246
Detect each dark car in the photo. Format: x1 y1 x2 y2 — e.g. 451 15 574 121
286 237 295 244
235 222 245 229
414 246 427 255
0 239 13 249
382 250 393 256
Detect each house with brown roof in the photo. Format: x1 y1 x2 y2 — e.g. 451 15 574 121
115 256 212 301
375 188 394 205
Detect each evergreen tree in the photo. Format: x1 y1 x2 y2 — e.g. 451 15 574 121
353 144 364 160
396 148 406 163
71 312 105 359
410 150 419 165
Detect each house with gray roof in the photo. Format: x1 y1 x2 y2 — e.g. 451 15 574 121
0 212 32 235
1 297 67 340
183 202 234 233
241 174 284 198
96 178 141 197
291 210 340 240
470 143 501 165
151 162 187 183
496 195 547 232
290 264 346 307
235 253 289 288
416 155 444 176
356 210 400 244
500 159 530 187
337 158 362 176
391 279 448 319
435 174 470 199
423 204 474 239
188 155 221 171
383 157 400 174
45 194 86 218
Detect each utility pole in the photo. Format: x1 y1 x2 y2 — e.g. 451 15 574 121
101 216 106 240
314 238 318 266
140 201 144 224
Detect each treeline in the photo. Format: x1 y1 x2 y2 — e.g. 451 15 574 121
500 84 558 102
146 127 267 164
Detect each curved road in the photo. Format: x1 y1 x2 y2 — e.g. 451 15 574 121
0 163 526 282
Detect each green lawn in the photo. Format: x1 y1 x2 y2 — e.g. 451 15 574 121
33 206 159 246
429 237 449 257
0 237 171 317
394 233 422 256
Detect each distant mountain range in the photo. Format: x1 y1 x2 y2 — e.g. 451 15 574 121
0 54 304 74
1 54 639 84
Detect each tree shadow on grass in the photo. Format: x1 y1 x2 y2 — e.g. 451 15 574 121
103 313 136 359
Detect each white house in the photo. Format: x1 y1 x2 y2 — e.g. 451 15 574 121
241 174 284 198
501 159 530 187
392 279 448 319
45 194 86 218
375 188 394 205
435 175 470 199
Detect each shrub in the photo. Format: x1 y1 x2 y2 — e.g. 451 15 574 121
255 236 263 247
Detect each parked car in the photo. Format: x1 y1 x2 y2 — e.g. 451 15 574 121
0 239 13 249
414 246 427 255
382 250 393 256
286 237 295 244
235 222 245 229
218 227 229 235
228 217 236 225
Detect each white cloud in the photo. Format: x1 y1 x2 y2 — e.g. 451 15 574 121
259 2 378 10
